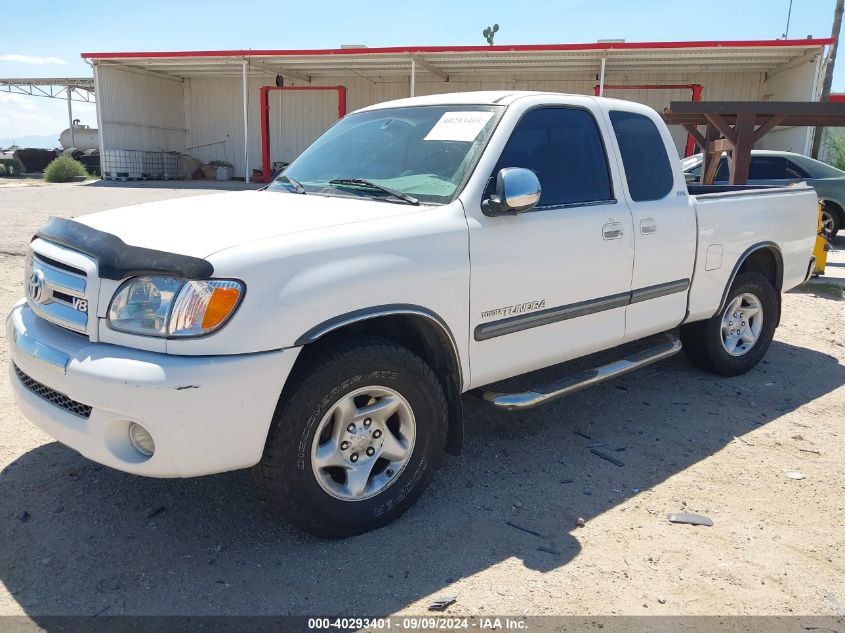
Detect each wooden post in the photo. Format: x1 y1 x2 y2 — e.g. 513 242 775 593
728 111 755 184
701 125 723 184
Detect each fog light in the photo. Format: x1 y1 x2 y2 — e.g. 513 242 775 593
128 422 155 457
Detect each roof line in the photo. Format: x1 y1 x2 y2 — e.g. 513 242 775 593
81 38 835 60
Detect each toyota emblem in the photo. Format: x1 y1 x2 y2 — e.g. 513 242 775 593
28 269 45 303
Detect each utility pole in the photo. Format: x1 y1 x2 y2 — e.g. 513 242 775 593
783 0 793 38
812 0 844 158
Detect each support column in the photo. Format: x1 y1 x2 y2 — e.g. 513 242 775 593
242 60 250 183
728 111 755 185
598 58 606 96
66 86 75 148
410 59 416 97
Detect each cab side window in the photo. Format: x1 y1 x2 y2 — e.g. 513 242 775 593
609 111 674 201
490 107 613 208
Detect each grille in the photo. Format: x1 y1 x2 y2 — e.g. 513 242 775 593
27 251 90 336
13 364 92 419
32 253 86 277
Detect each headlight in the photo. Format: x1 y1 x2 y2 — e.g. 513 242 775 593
108 276 244 338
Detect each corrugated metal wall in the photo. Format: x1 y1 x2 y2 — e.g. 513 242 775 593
185 75 408 177
97 65 186 153
268 90 340 165
97 61 820 178
758 55 824 154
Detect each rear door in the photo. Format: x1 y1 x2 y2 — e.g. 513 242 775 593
602 105 697 341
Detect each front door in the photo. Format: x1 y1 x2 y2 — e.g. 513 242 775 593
466 103 635 388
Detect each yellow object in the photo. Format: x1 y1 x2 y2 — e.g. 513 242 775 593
813 202 829 276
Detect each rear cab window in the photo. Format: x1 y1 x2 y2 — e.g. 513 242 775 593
609 110 674 201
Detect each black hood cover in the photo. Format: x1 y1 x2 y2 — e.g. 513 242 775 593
34 217 214 280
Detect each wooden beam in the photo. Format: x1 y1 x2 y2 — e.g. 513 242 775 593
712 138 735 153
728 111 756 185
665 100 845 127
411 54 449 81
704 113 737 144
701 125 722 185
752 113 787 143
683 124 706 148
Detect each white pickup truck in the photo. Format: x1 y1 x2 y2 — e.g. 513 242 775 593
8 91 818 537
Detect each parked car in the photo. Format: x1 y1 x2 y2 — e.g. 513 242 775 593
7 92 819 537
682 149 844 237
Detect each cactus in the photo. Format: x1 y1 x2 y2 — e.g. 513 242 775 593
482 23 499 45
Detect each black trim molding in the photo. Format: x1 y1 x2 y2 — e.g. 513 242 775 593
35 217 214 280
474 278 690 341
630 278 691 304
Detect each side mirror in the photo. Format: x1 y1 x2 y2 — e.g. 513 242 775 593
482 167 542 216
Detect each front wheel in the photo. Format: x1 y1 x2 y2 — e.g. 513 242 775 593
680 271 778 376
253 335 448 537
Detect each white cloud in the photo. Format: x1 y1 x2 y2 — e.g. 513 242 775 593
0 54 68 65
0 92 96 138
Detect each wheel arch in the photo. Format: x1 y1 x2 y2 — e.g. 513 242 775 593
295 305 465 455
718 242 784 324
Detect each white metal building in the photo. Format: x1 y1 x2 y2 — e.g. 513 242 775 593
82 38 834 181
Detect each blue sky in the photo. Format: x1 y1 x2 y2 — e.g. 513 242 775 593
1 0 842 140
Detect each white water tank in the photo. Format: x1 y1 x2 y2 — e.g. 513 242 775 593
59 124 99 151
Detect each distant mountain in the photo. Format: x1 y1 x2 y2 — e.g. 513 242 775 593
0 133 60 150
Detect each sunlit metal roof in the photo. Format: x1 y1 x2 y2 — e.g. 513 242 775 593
81 39 834 80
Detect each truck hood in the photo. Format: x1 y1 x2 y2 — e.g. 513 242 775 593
76 190 422 258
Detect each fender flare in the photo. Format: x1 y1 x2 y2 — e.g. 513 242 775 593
295 304 465 455
717 241 784 320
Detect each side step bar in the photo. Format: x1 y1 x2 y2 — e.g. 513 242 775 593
472 333 682 411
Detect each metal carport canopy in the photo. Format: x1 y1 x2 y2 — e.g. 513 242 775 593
81 39 834 79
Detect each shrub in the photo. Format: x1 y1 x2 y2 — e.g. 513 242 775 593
43 156 89 182
0 157 24 176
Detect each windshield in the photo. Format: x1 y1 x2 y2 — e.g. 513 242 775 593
268 105 503 204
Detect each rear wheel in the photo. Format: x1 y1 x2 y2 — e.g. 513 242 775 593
821 204 840 239
253 335 448 537
680 271 778 376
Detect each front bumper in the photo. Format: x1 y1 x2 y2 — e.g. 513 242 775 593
7 301 300 477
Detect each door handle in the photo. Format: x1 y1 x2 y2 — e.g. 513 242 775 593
640 219 657 235
602 222 624 240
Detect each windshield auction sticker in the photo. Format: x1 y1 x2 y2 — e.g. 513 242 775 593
424 111 495 142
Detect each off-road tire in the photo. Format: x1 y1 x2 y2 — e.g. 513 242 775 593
253 335 448 538
680 271 778 377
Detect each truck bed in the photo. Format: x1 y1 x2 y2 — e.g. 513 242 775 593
685 183 818 323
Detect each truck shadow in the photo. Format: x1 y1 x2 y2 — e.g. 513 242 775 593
0 340 842 617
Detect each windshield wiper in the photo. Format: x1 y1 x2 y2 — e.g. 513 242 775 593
277 174 307 194
328 178 419 205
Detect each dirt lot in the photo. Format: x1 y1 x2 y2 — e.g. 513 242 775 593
0 181 843 617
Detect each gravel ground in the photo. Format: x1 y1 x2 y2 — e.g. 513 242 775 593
0 181 842 617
